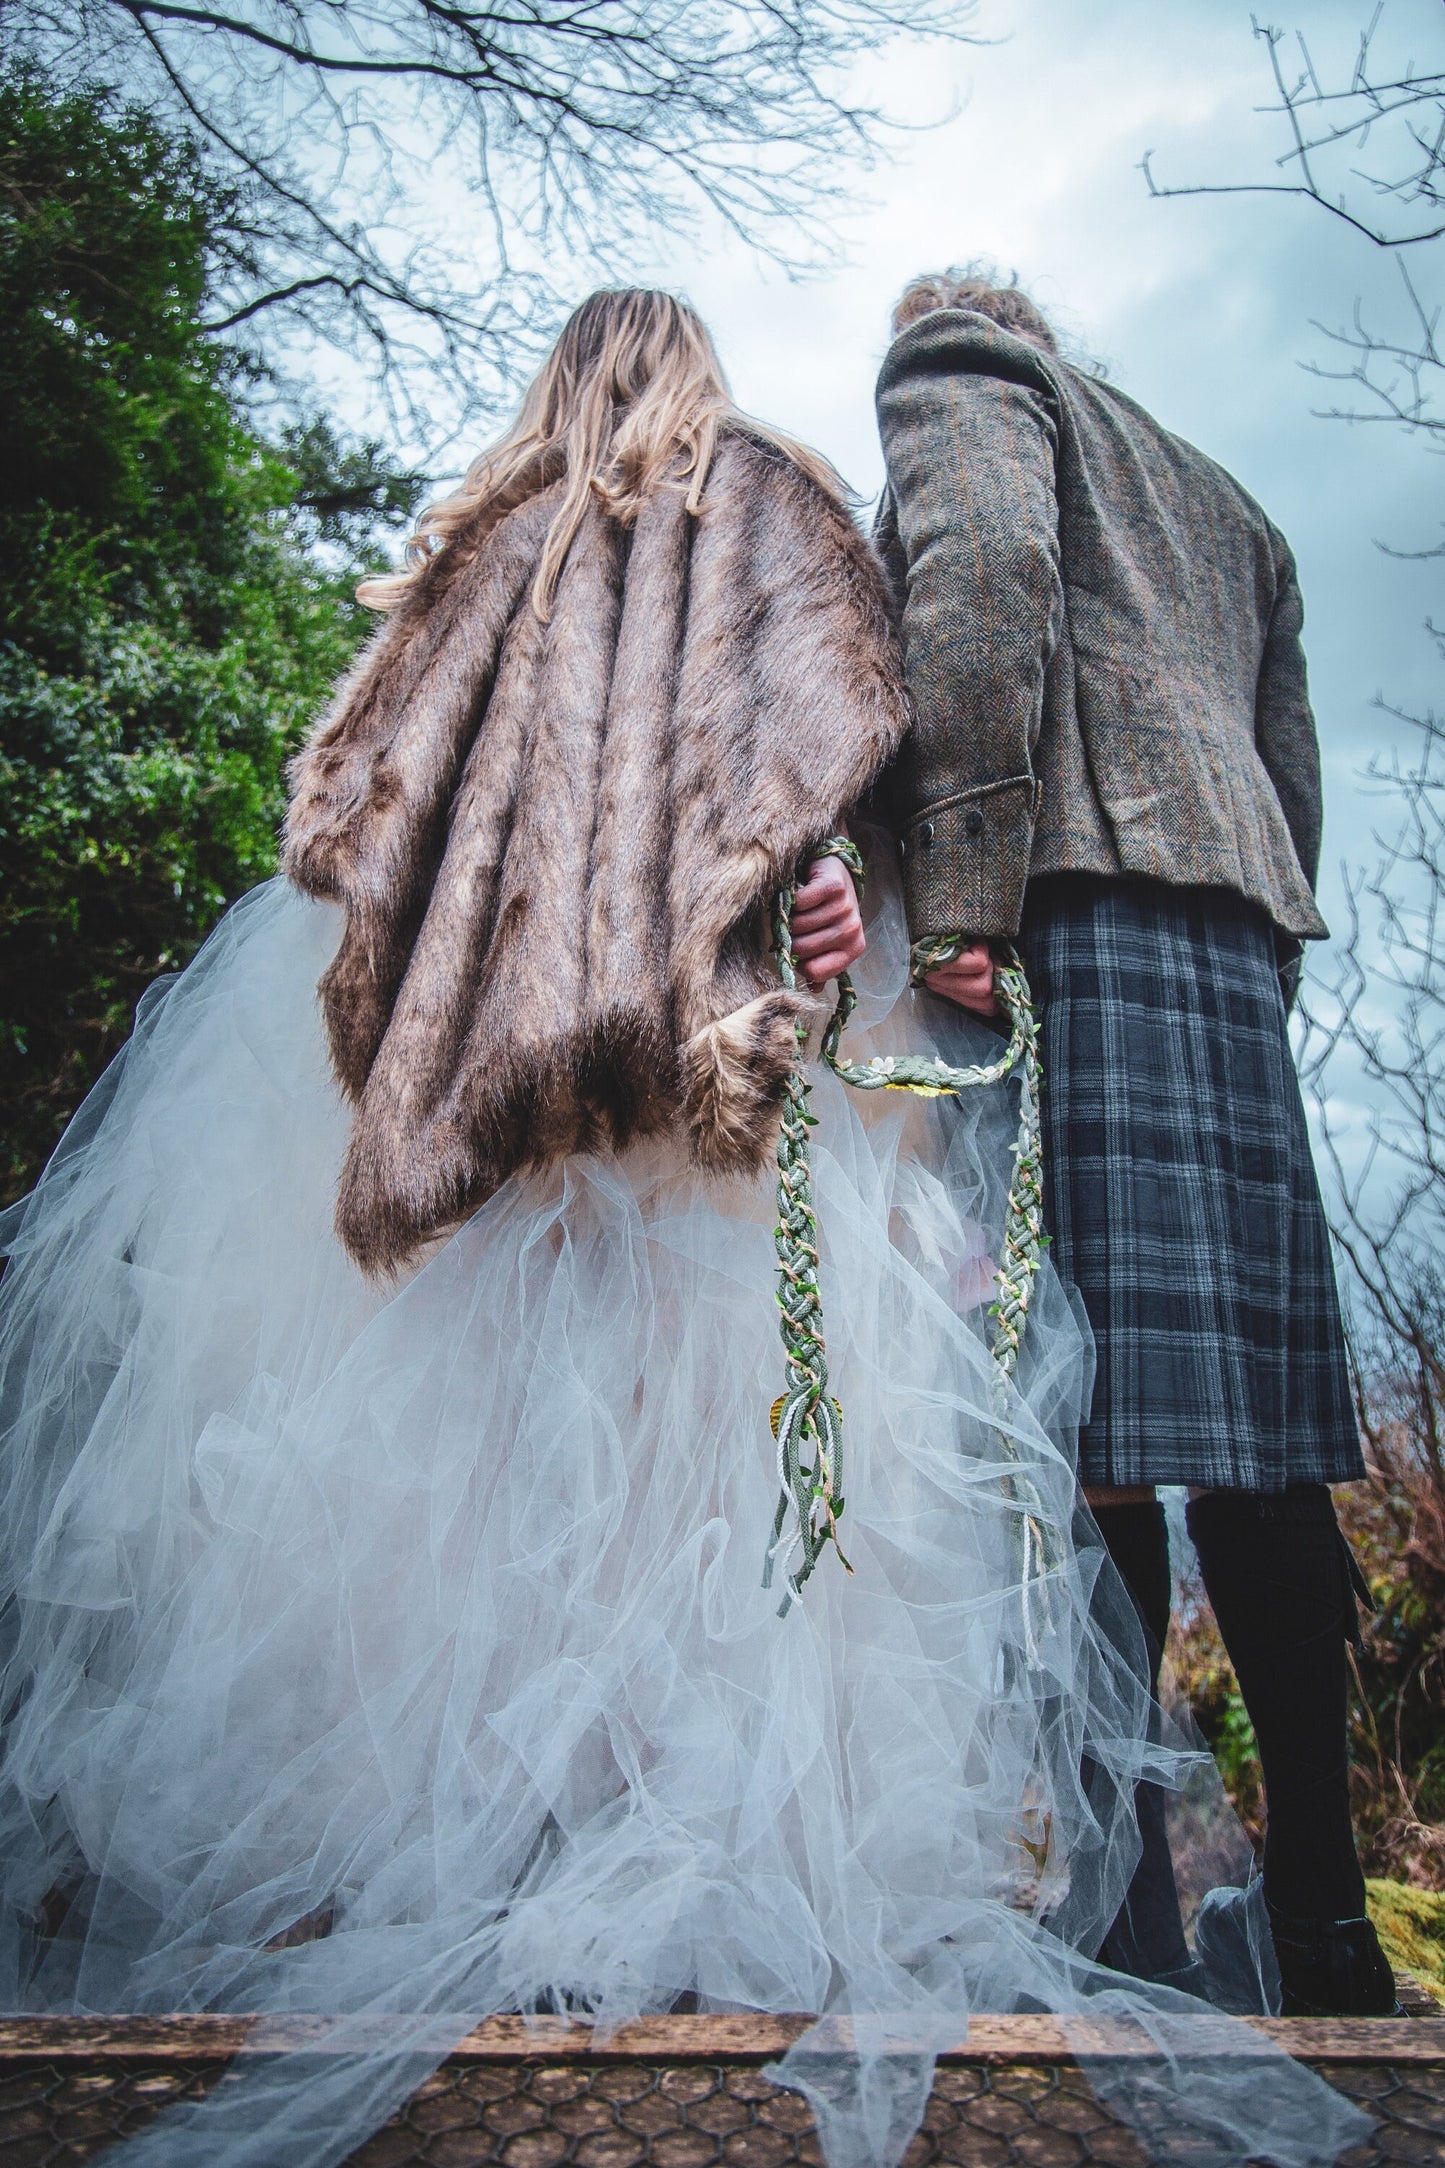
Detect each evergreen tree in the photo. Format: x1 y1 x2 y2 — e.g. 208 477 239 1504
0 66 421 1204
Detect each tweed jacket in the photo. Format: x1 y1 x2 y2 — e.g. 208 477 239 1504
284 426 907 1275
873 310 1329 946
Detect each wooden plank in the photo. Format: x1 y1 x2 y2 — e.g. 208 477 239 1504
0 2012 1440 2065
0 2015 260 2059
1396 1970 1444 2016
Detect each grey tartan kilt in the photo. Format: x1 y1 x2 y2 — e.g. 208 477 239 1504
1018 876 1364 1493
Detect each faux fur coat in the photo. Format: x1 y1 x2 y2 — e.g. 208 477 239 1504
284 426 909 1275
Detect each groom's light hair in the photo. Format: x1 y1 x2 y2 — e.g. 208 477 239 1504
891 268 1058 353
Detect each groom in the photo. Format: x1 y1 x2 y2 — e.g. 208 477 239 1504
873 269 1395 2017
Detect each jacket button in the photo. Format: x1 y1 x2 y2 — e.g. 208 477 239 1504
964 807 985 837
918 820 934 847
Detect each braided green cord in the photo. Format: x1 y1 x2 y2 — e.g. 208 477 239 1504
764 884 853 1618
764 880 1056 1627
896 928 1057 1616
901 934 1047 1387
809 835 867 891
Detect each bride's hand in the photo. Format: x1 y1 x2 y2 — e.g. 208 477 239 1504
923 941 1000 1019
792 855 865 986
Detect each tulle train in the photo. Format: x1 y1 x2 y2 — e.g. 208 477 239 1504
0 866 1369 2167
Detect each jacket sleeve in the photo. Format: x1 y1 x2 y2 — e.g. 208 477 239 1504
874 314 1064 940
1254 533 1323 897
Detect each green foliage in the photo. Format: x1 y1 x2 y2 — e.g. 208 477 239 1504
0 66 422 1204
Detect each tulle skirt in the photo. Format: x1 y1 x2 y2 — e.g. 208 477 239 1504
0 863 1369 2167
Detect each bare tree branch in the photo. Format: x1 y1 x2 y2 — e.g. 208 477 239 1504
1146 10 1444 511
3 0 978 444
1298 254 1445 456
1142 11 1445 250
1297 700 1445 1483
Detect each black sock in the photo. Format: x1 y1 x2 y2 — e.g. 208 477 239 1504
1186 1485 1366 1923
1093 1500 1189 1979
1093 1501 1171 1692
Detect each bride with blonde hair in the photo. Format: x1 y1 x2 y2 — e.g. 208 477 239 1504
0 289 1365 2168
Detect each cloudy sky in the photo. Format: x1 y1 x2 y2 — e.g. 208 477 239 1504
628 0 1440 947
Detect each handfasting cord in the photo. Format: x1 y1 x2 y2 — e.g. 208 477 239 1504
763 845 859 1613
764 845 1055 1634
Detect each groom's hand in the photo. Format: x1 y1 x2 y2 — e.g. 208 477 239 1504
793 854 866 986
924 941 1000 1019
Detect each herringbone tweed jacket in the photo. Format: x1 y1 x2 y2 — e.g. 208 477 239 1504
873 310 1329 946
284 427 907 1275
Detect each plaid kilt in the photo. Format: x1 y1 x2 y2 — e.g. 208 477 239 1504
1019 877 1364 1492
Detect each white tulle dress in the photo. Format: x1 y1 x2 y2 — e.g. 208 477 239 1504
0 854 1369 2168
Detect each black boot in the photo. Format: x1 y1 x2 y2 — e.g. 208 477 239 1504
1093 1500 1198 1988
1187 1485 1396 2017
1266 1905 1400 2018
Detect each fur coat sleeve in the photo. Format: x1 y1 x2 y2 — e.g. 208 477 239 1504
284 428 909 1274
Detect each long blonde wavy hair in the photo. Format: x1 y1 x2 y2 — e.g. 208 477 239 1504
358 288 848 620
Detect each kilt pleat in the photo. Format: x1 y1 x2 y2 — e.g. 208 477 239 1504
1020 877 1364 1492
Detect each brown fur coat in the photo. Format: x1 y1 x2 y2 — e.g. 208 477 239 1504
284 427 909 1274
